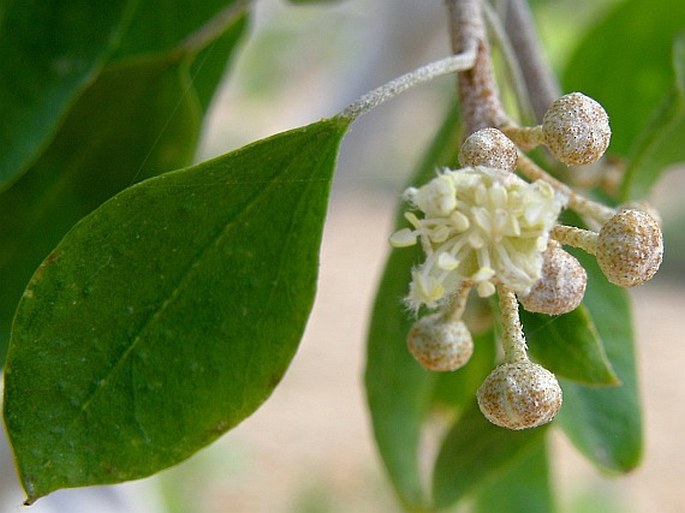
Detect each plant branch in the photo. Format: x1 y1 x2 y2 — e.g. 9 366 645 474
338 49 478 122
503 0 560 123
446 0 509 136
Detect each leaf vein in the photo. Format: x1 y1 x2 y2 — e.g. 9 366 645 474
67 158 308 434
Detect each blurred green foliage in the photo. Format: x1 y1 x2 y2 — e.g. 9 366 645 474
0 0 683 511
0 1 248 362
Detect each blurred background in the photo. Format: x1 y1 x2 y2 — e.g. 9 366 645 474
2 0 685 511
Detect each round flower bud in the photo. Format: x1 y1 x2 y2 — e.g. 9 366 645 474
618 200 662 227
542 92 611 166
596 208 663 287
459 128 518 172
519 240 587 315
477 361 562 430
407 314 474 372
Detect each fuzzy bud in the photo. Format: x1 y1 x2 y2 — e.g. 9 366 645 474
459 128 518 172
407 314 474 372
477 361 562 430
542 92 611 166
596 209 663 287
519 240 587 315
618 200 662 227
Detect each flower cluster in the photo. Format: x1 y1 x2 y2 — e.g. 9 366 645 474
389 92 664 430
391 166 566 309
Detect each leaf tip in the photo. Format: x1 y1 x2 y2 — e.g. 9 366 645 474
20 479 41 506
605 373 622 387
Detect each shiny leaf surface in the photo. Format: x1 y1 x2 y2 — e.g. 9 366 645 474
3 118 348 502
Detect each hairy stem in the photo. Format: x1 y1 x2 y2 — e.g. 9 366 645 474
446 0 509 136
551 225 599 255
502 124 544 150
442 283 472 322
338 49 477 122
517 153 616 224
497 285 528 363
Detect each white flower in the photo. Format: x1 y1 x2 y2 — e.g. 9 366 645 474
390 166 567 310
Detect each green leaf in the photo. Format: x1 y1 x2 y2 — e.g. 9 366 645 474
432 401 547 510
3 118 348 502
621 36 685 200
0 10 249 365
365 106 461 510
556 253 641 473
365 242 437 511
562 0 685 156
474 437 556 513
111 0 246 61
524 305 619 386
0 58 198 363
0 0 250 189
0 0 133 188
189 13 249 114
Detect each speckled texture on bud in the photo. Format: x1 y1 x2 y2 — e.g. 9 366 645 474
519 240 587 315
477 361 562 430
597 209 663 287
407 314 473 372
459 128 518 172
542 92 611 166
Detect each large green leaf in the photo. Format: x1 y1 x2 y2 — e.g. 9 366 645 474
111 0 245 61
432 401 547 510
562 0 685 156
0 8 249 364
3 118 349 502
556 253 641 472
474 437 555 513
365 106 461 511
0 0 133 188
621 36 685 201
0 0 250 190
0 58 198 363
524 305 619 386
365 241 437 511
